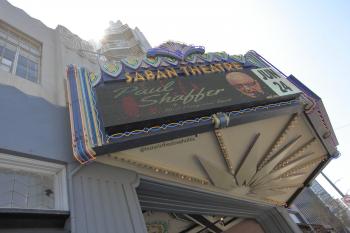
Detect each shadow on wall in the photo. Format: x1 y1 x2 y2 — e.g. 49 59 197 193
0 84 73 162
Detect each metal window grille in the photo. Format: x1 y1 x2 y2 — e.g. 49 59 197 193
0 167 55 209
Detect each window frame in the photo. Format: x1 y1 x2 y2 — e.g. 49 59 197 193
0 153 68 211
0 20 42 83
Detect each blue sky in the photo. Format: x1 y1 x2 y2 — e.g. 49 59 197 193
8 0 350 197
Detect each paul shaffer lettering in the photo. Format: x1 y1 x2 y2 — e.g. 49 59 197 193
113 80 225 107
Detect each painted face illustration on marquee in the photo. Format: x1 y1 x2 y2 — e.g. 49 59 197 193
226 72 264 98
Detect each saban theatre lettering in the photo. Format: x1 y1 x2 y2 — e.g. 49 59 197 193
124 62 243 83
96 65 301 132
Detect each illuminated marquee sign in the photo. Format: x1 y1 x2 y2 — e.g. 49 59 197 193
96 63 301 132
66 44 308 164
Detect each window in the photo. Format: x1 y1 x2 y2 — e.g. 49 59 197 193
0 21 41 83
0 167 55 209
0 153 68 210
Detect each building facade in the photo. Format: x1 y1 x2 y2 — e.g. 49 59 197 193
291 181 350 232
0 1 341 232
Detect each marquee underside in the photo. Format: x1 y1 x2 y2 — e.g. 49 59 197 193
97 112 327 206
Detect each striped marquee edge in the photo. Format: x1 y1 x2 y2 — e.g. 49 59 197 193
66 65 105 163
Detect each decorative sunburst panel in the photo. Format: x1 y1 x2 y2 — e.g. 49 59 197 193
97 113 327 206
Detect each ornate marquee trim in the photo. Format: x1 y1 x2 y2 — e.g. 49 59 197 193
147 41 205 60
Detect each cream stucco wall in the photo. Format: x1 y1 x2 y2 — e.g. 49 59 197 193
0 0 98 107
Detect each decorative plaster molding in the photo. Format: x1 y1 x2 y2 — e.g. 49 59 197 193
56 25 97 63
